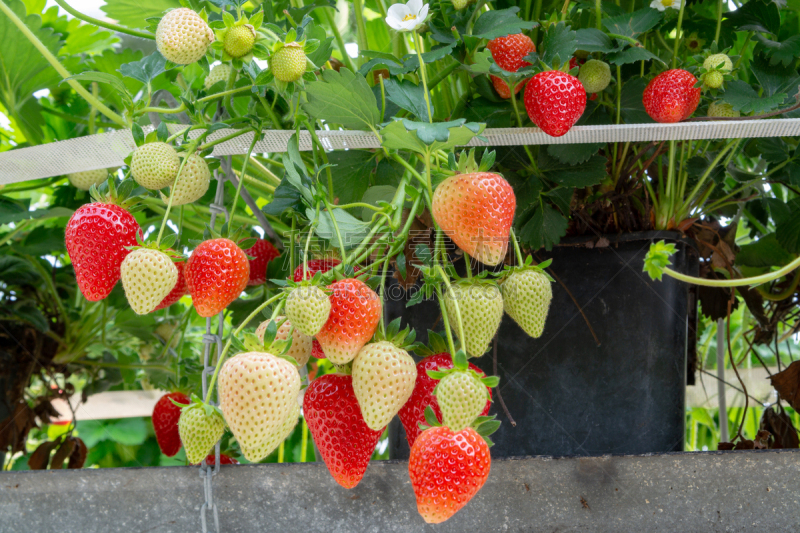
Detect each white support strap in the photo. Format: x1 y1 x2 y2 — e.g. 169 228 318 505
2 118 800 184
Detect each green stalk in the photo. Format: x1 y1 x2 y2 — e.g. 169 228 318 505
677 140 738 220
353 0 369 66
197 128 253 151
509 228 525 265
138 86 254 116
53 0 154 39
227 132 260 225
595 0 602 30
671 0 687 70
0 0 127 127
156 140 200 246
435 265 466 353
662 255 800 288
322 8 356 73
414 33 433 123
323 199 349 264
715 0 723 43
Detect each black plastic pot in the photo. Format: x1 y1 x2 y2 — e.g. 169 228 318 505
387 231 698 459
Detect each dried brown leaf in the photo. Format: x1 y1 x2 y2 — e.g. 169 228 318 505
770 361 800 411
67 437 88 469
761 406 800 449
50 437 77 469
28 441 57 470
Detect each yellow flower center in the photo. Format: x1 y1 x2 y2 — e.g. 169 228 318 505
402 13 417 21
661 0 675 6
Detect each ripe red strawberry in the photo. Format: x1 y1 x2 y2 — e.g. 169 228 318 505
409 426 492 523
242 238 280 286
152 392 189 457
303 373 383 489
185 238 249 317
196 453 238 466
643 69 701 123
65 202 142 301
490 75 523 99
153 258 188 311
311 339 325 359
431 172 516 266
316 278 382 364
524 70 586 137
487 33 535 72
292 258 341 282
399 354 492 447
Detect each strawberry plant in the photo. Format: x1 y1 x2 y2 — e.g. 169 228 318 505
1 0 799 527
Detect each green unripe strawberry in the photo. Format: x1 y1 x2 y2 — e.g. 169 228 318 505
703 53 733 73
707 101 740 118
435 371 489 432
453 0 469 9
444 280 503 358
578 59 611 94
178 402 225 464
67 169 112 191
285 284 331 336
703 70 724 89
204 64 233 91
270 44 306 83
502 267 552 339
224 25 256 58
131 142 180 190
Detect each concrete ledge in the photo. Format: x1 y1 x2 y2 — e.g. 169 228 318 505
1 450 798 532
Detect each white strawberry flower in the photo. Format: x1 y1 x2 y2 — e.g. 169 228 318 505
385 0 429 32
650 0 680 11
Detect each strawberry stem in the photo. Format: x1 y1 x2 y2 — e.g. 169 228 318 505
413 32 434 123
436 265 466 354
323 198 349 264
434 285 458 357
509 228 525 266
53 0 154 39
671 0 687 70
156 140 199 247
226 130 260 232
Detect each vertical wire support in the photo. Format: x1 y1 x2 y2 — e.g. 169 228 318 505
716 318 729 443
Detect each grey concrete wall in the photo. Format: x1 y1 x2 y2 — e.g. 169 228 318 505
1 450 799 532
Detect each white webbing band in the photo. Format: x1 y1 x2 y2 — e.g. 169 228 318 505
2 118 799 184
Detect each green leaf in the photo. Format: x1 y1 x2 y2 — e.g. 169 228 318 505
574 28 616 53
101 0 181 29
301 68 380 131
471 7 538 40
88 48 145 112
10 303 49 332
326 150 376 206
105 418 147 446
546 143 603 165
519 201 568 251
16 226 66 255
119 52 168 84
0 256 39 284
310 207 370 249
642 240 677 281
619 76 654 124
538 151 607 188
754 34 800 67
750 53 800 100
380 119 485 154
359 185 396 222
776 210 800 254
0 0 63 144
602 8 662 38
115 308 157 341
606 46 665 66
725 0 780 35
720 80 786 114
262 179 303 217
303 23 335 71
400 42 458 71
382 78 433 122
735 234 794 267
539 22 578 68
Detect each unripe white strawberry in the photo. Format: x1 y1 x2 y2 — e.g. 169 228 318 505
238 398 300 462
204 64 233 91
131 142 180 190
120 249 179 315
703 71 724 89
435 371 490 432
218 352 301 452
703 53 733 73
160 153 210 206
224 25 256 59
285 285 331 336
178 403 225 464
352 341 417 431
453 0 469 10
578 59 611 94
707 101 740 118
270 43 306 83
156 8 214 65
444 280 503 357
502 268 552 339
256 316 313 366
67 169 110 191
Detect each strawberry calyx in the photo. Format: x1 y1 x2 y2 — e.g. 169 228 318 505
415 329 451 357
211 8 264 63
172 393 223 420
426 350 499 390
124 232 186 262
442 147 497 175
417 405 501 446
498 255 554 283
371 317 423 352
89 177 142 211
239 318 299 364
259 22 322 90
331 363 353 375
